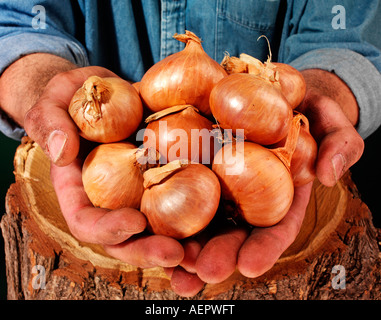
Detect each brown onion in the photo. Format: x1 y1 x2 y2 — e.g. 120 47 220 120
143 105 215 164
222 52 306 109
272 62 306 109
69 76 143 143
82 142 159 210
209 73 292 145
212 142 293 227
140 160 221 239
139 30 227 116
212 114 302 227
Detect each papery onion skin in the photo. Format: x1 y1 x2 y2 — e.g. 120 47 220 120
210 73 293 145
272 63 306 109
82 142 145 210
139 31 227 116
143 106 215 164
140 163 221 239
212 142 294 227
274 114 317 186
69 76 143 143
220 54 306 110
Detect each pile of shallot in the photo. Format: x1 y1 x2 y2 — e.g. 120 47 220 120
68 30 317 240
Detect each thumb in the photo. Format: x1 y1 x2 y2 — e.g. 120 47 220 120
316 125 364 187
24 67 118 166
24 98 80 166
299 95 364 187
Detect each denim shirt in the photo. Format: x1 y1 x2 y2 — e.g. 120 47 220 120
1 0 381 140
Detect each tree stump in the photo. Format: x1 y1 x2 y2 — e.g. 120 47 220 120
1 137 380 300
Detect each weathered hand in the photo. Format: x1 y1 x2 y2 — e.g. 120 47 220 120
24 66 184 267
162 68 365 297
50 159 184 267
297 69 364 187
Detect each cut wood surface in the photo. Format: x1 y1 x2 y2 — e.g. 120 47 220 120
1 137 380 299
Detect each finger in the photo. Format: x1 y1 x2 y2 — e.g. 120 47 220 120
169 240 205 297
180 239 202 274
237 182 313 278
164 267 174 278
50 159 146 245
170 266 205 298
103 235 184 268
24 66 118 166
164 239 202 279
25 103 80 166
196 228 248 283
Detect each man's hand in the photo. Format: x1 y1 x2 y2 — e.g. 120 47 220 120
35 66 184 268
160 68 365 297
50 159 184 267
0 55 184 268
298 69 364 187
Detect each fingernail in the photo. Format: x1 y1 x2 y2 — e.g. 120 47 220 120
47 130 67 163
331 153 346 182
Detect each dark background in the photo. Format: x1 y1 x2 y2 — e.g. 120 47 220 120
1 125 380 300
0 133 19 300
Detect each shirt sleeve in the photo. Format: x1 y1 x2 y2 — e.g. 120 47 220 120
278 0 381 139
0 1 89 140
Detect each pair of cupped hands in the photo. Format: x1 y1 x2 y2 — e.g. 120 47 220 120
24 65 364 297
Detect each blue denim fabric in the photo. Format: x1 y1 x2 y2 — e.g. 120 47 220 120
0 0 381 139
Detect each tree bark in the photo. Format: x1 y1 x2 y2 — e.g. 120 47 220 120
1 137 380 300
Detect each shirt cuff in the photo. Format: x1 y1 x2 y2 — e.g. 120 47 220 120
289 48 381 140
0 32 89 140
